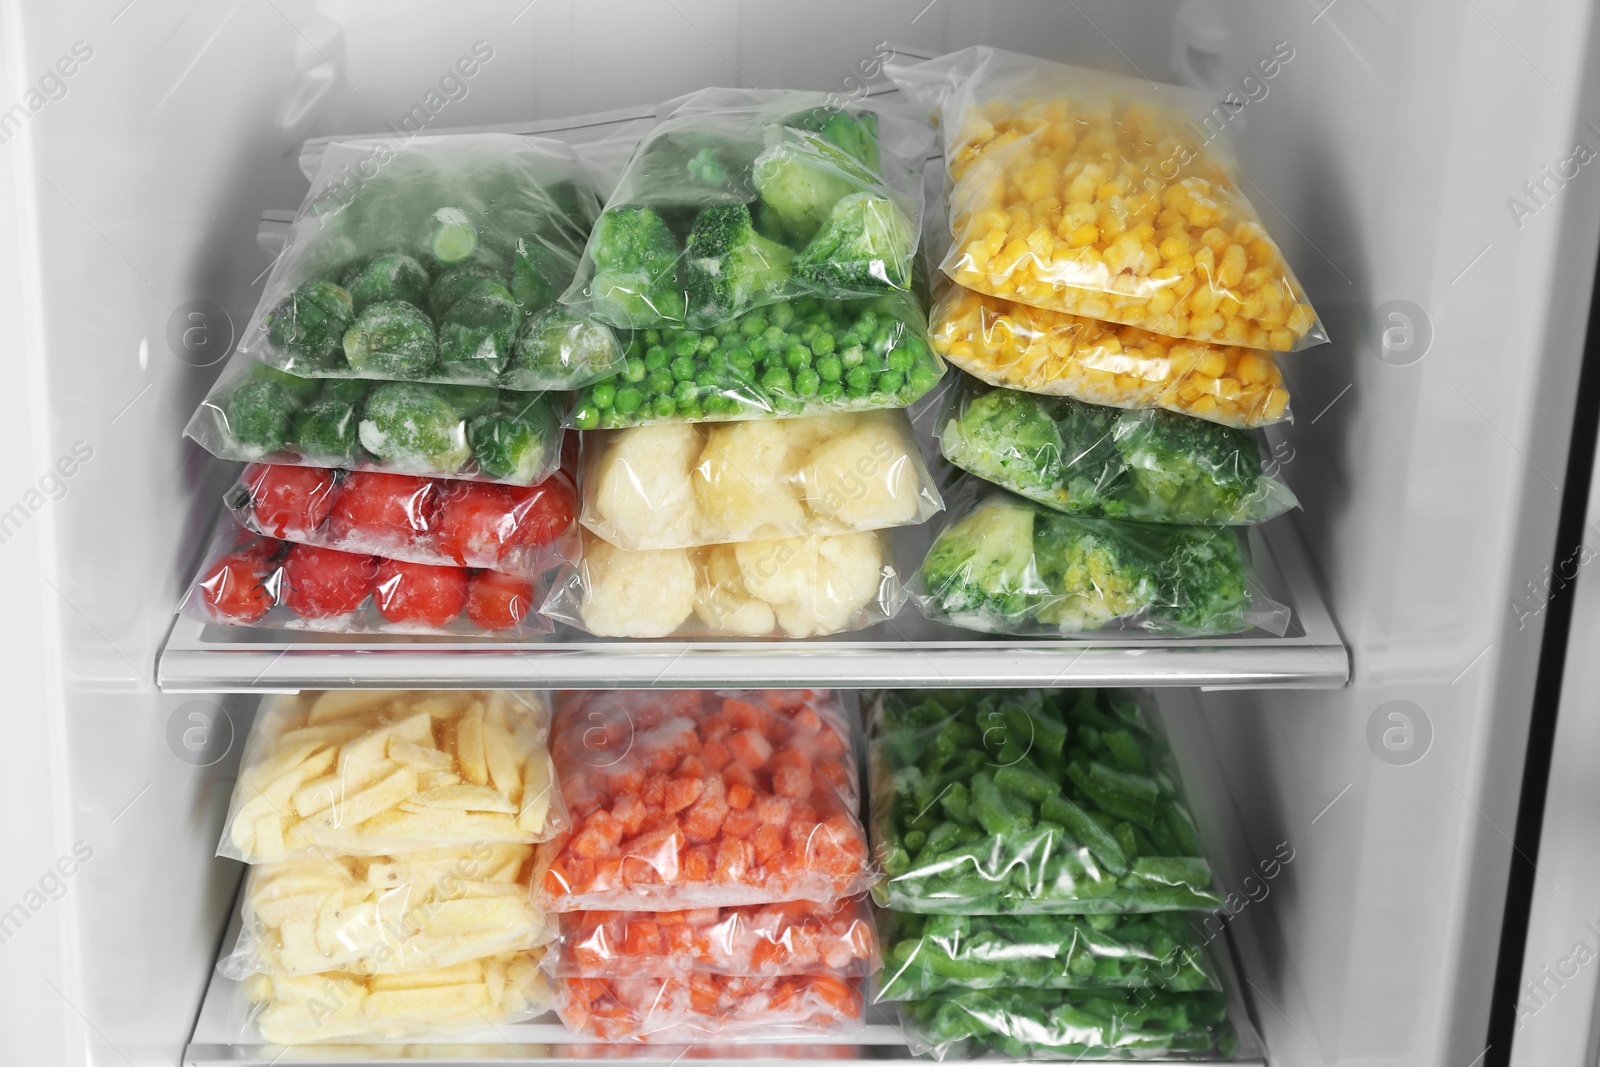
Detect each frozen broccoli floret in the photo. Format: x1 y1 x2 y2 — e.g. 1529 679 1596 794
290 397 361 465
428 263 506 319
1114 412 1262 523
919 494 1043 629
357 382 470 475
264 279 354 370
794 192 915 293
687 147 728 186
1143 526 1251 635
511 240 573 315
437 287 519 378
340 253 430 313
225 378 302 458
342 299 437 378
780 105 882 172
468 395 555 482
751 142 859 246
943 387 1127 511
1032 513 1155 632
429 206 478 266
588 204 686 327
683 203 795 328
508 307 622 389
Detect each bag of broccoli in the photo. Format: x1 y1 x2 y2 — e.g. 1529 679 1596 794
557 88 934 331
241 132 625 391
938 375 1297 525
185 357 562 485
867 688 1222 915
909 483 1289 637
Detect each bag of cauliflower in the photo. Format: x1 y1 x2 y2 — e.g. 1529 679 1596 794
542 529 907 639
580 410 943 551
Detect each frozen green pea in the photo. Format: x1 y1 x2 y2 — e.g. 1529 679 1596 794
671 356 696 382
810 332 835 356
819 378 844 403
761 366 793 394
795 368 821 397
645 345 670 371
784 345 811 371
571 401 601 430
840 344 865 369
739 314 767 338
816 354 843 382
888 344 914 372
846 365 873 392
647 369 674 396
652 394 676 418
625 357 647 383
591 381 616 409
614 385 643 415
770 303 795 329
673 334 698 358
698 335 718 355
761 325 785 347
877 369 904 394
672 378 698 404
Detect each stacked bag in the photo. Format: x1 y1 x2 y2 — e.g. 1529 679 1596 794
215 690 568 1043
868 688 1241 1058
888 47 1318 637
535 689 879 1041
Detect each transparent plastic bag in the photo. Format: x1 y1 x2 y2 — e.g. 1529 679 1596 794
910 484 1289 637
875 911 1219 1001
549 898 879 979
581 409 942 550
543 528 906 639
227 462 578 577
182 520 553 638
241 132 624 391
930 287 1290 429
239 949 551 1045
567 293 944 428
867 688 1222 915
184 357 563 485
554 973 864 1043
898 985 1236 1061
937 376 1297 525
220 690 567 863
218 845 552 979
558 88 932 331
890 46 1326 352
536 689 871 911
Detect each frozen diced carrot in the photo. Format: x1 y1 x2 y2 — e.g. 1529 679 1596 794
663 776 704 814
811 975 858 1016
714 837 753 884
769 749 813 800
642 776 667 810
683 843 713 883
682 775 728 844
623 919 663 956
699 714 733 744
722 761 758 793
726 781 755 810
720 806 761 839
688 974 719 1015
754 794 790 826
792 705 823 732
676 754 707 779
700 738 730 772
722 698 762 730
751 823 783 865
726 728 773 771
812 726 845 759
613 792 647 835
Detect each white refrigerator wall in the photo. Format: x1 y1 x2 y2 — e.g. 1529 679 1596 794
0 2 1597 1066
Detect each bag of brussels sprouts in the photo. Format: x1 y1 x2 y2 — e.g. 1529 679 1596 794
241 132 625 391
185 356 563 485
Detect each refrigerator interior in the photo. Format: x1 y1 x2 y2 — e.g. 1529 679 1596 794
1 1 1598 1065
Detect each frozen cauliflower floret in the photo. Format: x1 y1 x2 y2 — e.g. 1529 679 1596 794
734 532 887 638
798 411 926 530
693 420 806 540
578 535 695 638
692 545 779 635
589 423 701 548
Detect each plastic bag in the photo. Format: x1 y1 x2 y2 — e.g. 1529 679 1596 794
182 521 552 637
536 689 871 911
868 689 1222 915
554 974 864 1043
937 377 1297 525
910 485 1288 637
220 690 567 863
218 845 551 979
567 293 944 429
550 898 878 979
227 462 578 577
558 88 932 332
240 949 551 1045
899 986 1235 1060
543 528 905 639
239 132 624 391
184 358 563 485
930 287 1290 429
890 46 1326 352
876 911 1218 1001
581 409 942 550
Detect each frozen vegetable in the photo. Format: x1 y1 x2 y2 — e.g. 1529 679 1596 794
545 529 903 639
891 46 1325 351
939 378 1297 524
537 689 870 910
555 973 863 1043
220 689 565 863
684 202 796 327
792 192 916 293
265 279 355 370
341 252 430 312
342 299 437 378
220 845 551 978
567 293 943 428
868 688 1222 914
588 204 688 328
912 487 1285 636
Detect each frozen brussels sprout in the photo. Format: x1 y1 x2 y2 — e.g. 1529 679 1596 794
290 397 362 465
340 252 430 313
342 300 437 379
507 307 621 389
427 263 506 319
357 382 471 475
429 207 478 266
265 279 354 370
468 396 555 482
437 287 519 378
226 379 300 458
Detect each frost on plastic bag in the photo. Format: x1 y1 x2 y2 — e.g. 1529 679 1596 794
568 293 944 429
536 689 871 911
239 949 551 1045
890 46 1326 353
898 985 1236 1061
182 521 552 637
558 88 932 331
241 132 625 391
868 688 1223 915
875 911 1218 1001
184 357 563 485
937 377 1297 525
581 409 942 550
219 845 552 979
549 898 879 978
220 690 567 863
227 463 578 578
543 529 906 639
930 287 1290 429
910 485 1289 637
555 974 864 1043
